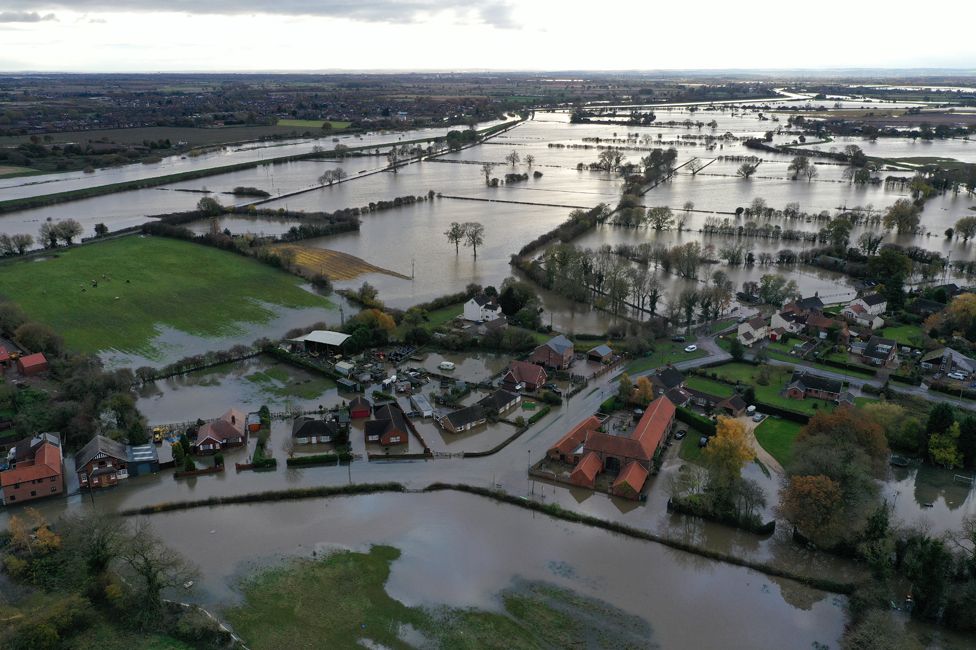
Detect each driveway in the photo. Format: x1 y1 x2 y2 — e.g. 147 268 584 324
738 416 784 475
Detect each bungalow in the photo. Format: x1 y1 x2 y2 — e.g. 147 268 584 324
737 316 769 348
860 336 898 367
648 367 685 397
0 432 64 505
462 294 503 322
349 396 372 419
785 371 843 401
292 416 341 444
440 404 487 433
501 360 547 392
477 389 521 416
193 409 247 453
716 394 748 417
920 348 976 378
365 404 410 446
587 344 614 363
529 335 575 369
75 435 129 489
16 352 48 377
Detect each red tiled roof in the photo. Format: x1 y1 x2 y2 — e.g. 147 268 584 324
550 416 601 457
1 441 61 487
507 360 547 386
196 409 245 445
631 396 675 459
612 461 649 496
584 432 645 460
0 346 9 363
570 451 602 487
18 352 47 370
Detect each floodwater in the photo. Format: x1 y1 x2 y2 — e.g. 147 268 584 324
883 463 976 537
143 491 848 649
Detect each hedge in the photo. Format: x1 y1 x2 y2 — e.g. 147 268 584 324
667 496 775 536
528 405 552 425
676 406 717 436
929 382 976 400
889 373 921 386
286 452 353 467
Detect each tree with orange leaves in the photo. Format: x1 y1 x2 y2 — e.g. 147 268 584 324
780 474 846 546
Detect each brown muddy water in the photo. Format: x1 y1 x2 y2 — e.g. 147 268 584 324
145 490 846 649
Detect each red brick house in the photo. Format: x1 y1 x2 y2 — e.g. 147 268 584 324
365 404 410 446
74 435 129 489
501 360 548 392
785 371 843 401
0 433 64 505
193 409 247 454
16 352 48 377
529 335 575 369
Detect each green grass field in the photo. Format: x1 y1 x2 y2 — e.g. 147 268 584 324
754 418 803 467
706 362 838 416
627 337 705 374
276 119 351 129
224 545 650 649
684 375 736 398
876 324 925 348
0 237 333 356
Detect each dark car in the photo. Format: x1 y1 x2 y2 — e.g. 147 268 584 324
543 383 562 395
671 335 686 343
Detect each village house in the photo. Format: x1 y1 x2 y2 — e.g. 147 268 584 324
548 396 676 499
501 360 548 392
16 352 48 377
365 404 410 446
770 309 806 336
847 293 887 317
529 334 575 369
737 316 769 347
439 404 487 433
842 303 885 329
792 295 825 313
462 294 503 322
292 416 342 445
716 394 748 417
804 312 850 344
193 409 247 453
75 435 129 489
477 389 521 416
647 367 685 397
860 336 898 367
1 432 64 505
920 347 976 378
785 371 843 402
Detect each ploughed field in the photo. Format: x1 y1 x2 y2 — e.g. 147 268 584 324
272 243 410 281
0 236 333 356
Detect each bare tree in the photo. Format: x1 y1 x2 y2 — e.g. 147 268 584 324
737 162 758 179
463 222 485 258
117 520 198 615
481 162 495 185
387 147 399 173
505 150 520 167
687 158 704 175
802 165 818 182
524 154 535 168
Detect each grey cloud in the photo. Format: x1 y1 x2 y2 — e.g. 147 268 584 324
0 1 515 26
0 11 57 22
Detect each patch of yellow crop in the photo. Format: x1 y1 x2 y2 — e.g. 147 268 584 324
273 244 409 281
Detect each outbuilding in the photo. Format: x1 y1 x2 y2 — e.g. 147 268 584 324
17 352 48 377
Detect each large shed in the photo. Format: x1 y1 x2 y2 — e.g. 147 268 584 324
17 352 48 376
289 330 351 356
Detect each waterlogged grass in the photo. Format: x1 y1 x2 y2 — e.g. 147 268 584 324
754 418 803 467
244 364 335 399
224 545 652 649
0 237 332 355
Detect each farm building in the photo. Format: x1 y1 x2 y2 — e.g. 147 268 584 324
1 433 64 505
529 335 575 369
335 361 356 376
75 435 129 489
193 409 247 453
349 396 372 419
587 344 613 363
17 352 48 376
288 330 351 356
920 348 976 378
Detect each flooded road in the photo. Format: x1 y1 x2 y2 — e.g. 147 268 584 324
146 490 847 649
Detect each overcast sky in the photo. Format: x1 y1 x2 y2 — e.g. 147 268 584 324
1 1 974 72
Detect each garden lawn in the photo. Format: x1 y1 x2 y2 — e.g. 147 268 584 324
707 362 838 416
877 324 925 348
627 337 704 374
684 375 735 398
0 237 332 356
754 418 802 467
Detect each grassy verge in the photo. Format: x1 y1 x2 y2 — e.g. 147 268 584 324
754 418 803 467
224 545 651 649
0 236 333 355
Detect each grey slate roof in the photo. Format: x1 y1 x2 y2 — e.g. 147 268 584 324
788 371 842 395
74 435 128 469
543 334 574 355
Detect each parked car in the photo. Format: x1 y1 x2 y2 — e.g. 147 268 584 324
752 413 764 423
948 371 967 381
698 436 709 448
543 383 562 395
438 361 456 371
674 429 686 440
671 335 686 343
684 344 698 353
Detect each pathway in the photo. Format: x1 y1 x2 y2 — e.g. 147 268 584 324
740 416 784 474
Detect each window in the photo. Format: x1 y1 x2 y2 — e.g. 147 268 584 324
30 491 36 497
8 495 14 502
50 486 57 493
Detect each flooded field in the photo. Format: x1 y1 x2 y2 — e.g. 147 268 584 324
884 463 976 536
146 490 848 648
